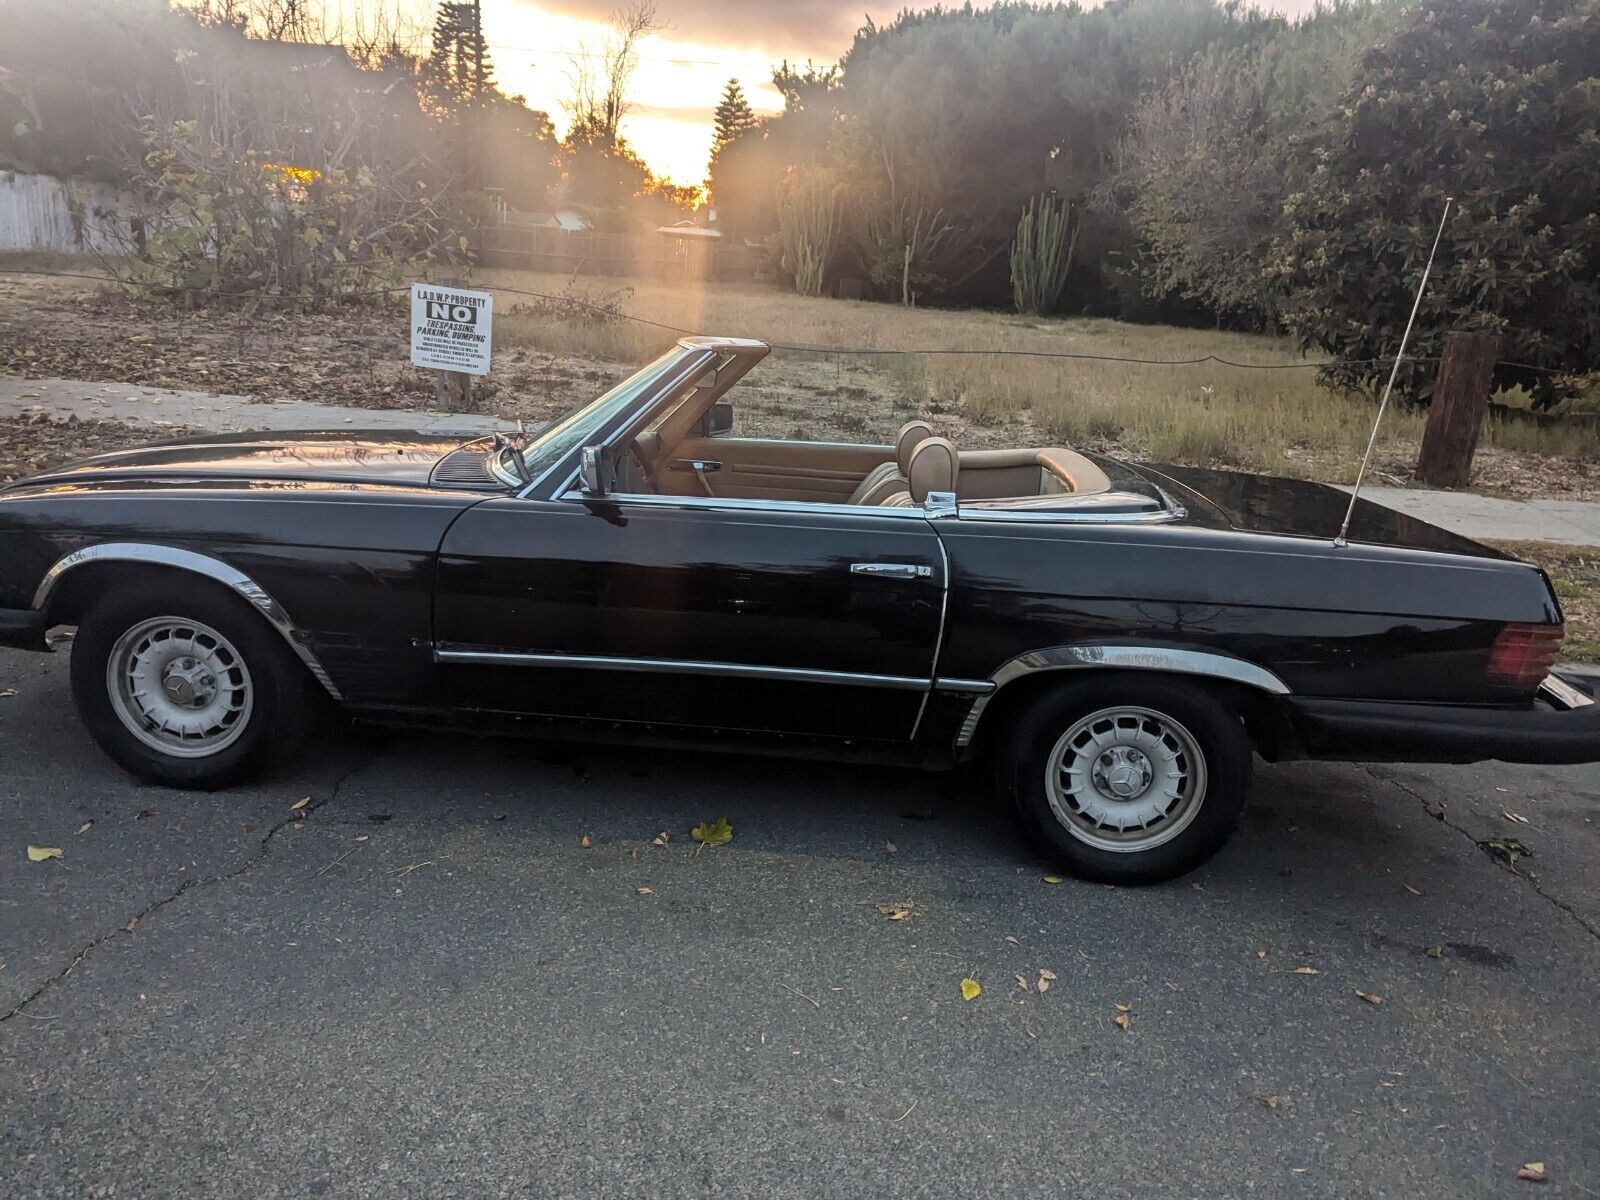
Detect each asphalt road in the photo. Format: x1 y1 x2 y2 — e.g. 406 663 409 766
3 646 1599 1199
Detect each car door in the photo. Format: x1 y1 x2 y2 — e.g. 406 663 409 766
432 493 946 742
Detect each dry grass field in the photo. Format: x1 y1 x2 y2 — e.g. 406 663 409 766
481 268 1600 495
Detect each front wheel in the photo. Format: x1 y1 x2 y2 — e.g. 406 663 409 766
998 677 1253 885
70 581 320 789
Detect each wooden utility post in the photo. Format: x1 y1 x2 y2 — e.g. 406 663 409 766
1415 330 1500 488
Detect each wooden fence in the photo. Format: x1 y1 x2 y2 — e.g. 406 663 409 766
475 224 762 281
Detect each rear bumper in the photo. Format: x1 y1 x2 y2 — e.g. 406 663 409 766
0 607 49 651
1284 674 1600 766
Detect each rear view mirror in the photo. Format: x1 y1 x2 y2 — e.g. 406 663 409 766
704 401 734 438
579 446 610 496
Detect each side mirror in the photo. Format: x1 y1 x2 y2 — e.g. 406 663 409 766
579 445 609 497
704 401 734 439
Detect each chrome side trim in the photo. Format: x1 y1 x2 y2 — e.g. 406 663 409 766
556 489 933 520
32 543 343 700
1539 673 1595 710
434 646 932 691
954 505 1181 525
953 644 1291 748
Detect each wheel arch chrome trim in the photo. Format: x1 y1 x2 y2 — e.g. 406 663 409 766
32 542 342 700
955 644 1290 748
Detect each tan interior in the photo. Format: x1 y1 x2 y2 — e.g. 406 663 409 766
622 383 1112 508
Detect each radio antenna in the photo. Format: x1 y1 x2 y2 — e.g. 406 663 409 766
1334 197 1453 547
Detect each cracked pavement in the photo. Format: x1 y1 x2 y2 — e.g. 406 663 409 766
2 646 1599 1198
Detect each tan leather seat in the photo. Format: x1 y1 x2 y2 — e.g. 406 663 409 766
881 436 959 507
847 420 933 505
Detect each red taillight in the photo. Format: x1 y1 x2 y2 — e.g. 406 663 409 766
1486 623 1564 688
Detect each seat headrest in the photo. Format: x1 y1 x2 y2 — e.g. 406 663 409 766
895 420 935 473
907 436 959 503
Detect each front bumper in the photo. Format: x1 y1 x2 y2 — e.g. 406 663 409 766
1285 673 1600 766
0 607 49 651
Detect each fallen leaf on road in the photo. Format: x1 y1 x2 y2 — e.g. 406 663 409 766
1356 990 1383 1006
1004 935 1020 945
691 817 733 847
1262 1093 1281 1110
289 796 310 812
76 821 93 835
1480 837 1531 864
1256 949 1267 959
877 903 913 921
1041 875 1063 885
1292 966 1320 976
136 809 155 821
652 832 668 846
0 688 16 698
1015 973 1030 991
1403 882 1422 895
1517 1162 1547 1183
1114 1012 1131 1030
635 886 653 895
1114 1001 1132 1013
579 834 592 848
354 835 369 842
1502 810 1530 825
27 845 62 862
122 917 138 933
885 841 897 853
960 978 982 1001
1425 945 1444 959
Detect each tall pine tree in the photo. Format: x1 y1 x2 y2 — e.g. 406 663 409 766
423 2 493 115
709 78 757 171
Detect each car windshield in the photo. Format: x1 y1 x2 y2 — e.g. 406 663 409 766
519 347 689 488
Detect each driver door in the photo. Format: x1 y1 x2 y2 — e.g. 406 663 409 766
432 492 946 742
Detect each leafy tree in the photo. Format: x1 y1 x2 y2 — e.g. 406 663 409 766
1274 0 1600 405
1116 1 1402 327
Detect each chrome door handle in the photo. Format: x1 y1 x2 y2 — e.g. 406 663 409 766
850 562 933 579
671 458 722 472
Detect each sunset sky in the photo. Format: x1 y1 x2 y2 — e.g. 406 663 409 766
402 1 1323 186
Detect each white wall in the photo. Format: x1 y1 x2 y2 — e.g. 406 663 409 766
0 170 129 254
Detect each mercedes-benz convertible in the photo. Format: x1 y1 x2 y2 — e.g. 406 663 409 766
2 337 1596 882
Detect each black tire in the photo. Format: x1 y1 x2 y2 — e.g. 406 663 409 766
69 579 321 789
997 676 1253 885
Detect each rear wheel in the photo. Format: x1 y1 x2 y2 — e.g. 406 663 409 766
70 581 320 788
998 676 1252 885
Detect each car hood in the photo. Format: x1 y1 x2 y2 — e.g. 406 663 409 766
1133 461 1508 559
7 429 507 492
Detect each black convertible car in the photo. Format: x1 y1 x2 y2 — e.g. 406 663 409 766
2 337 1596 882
